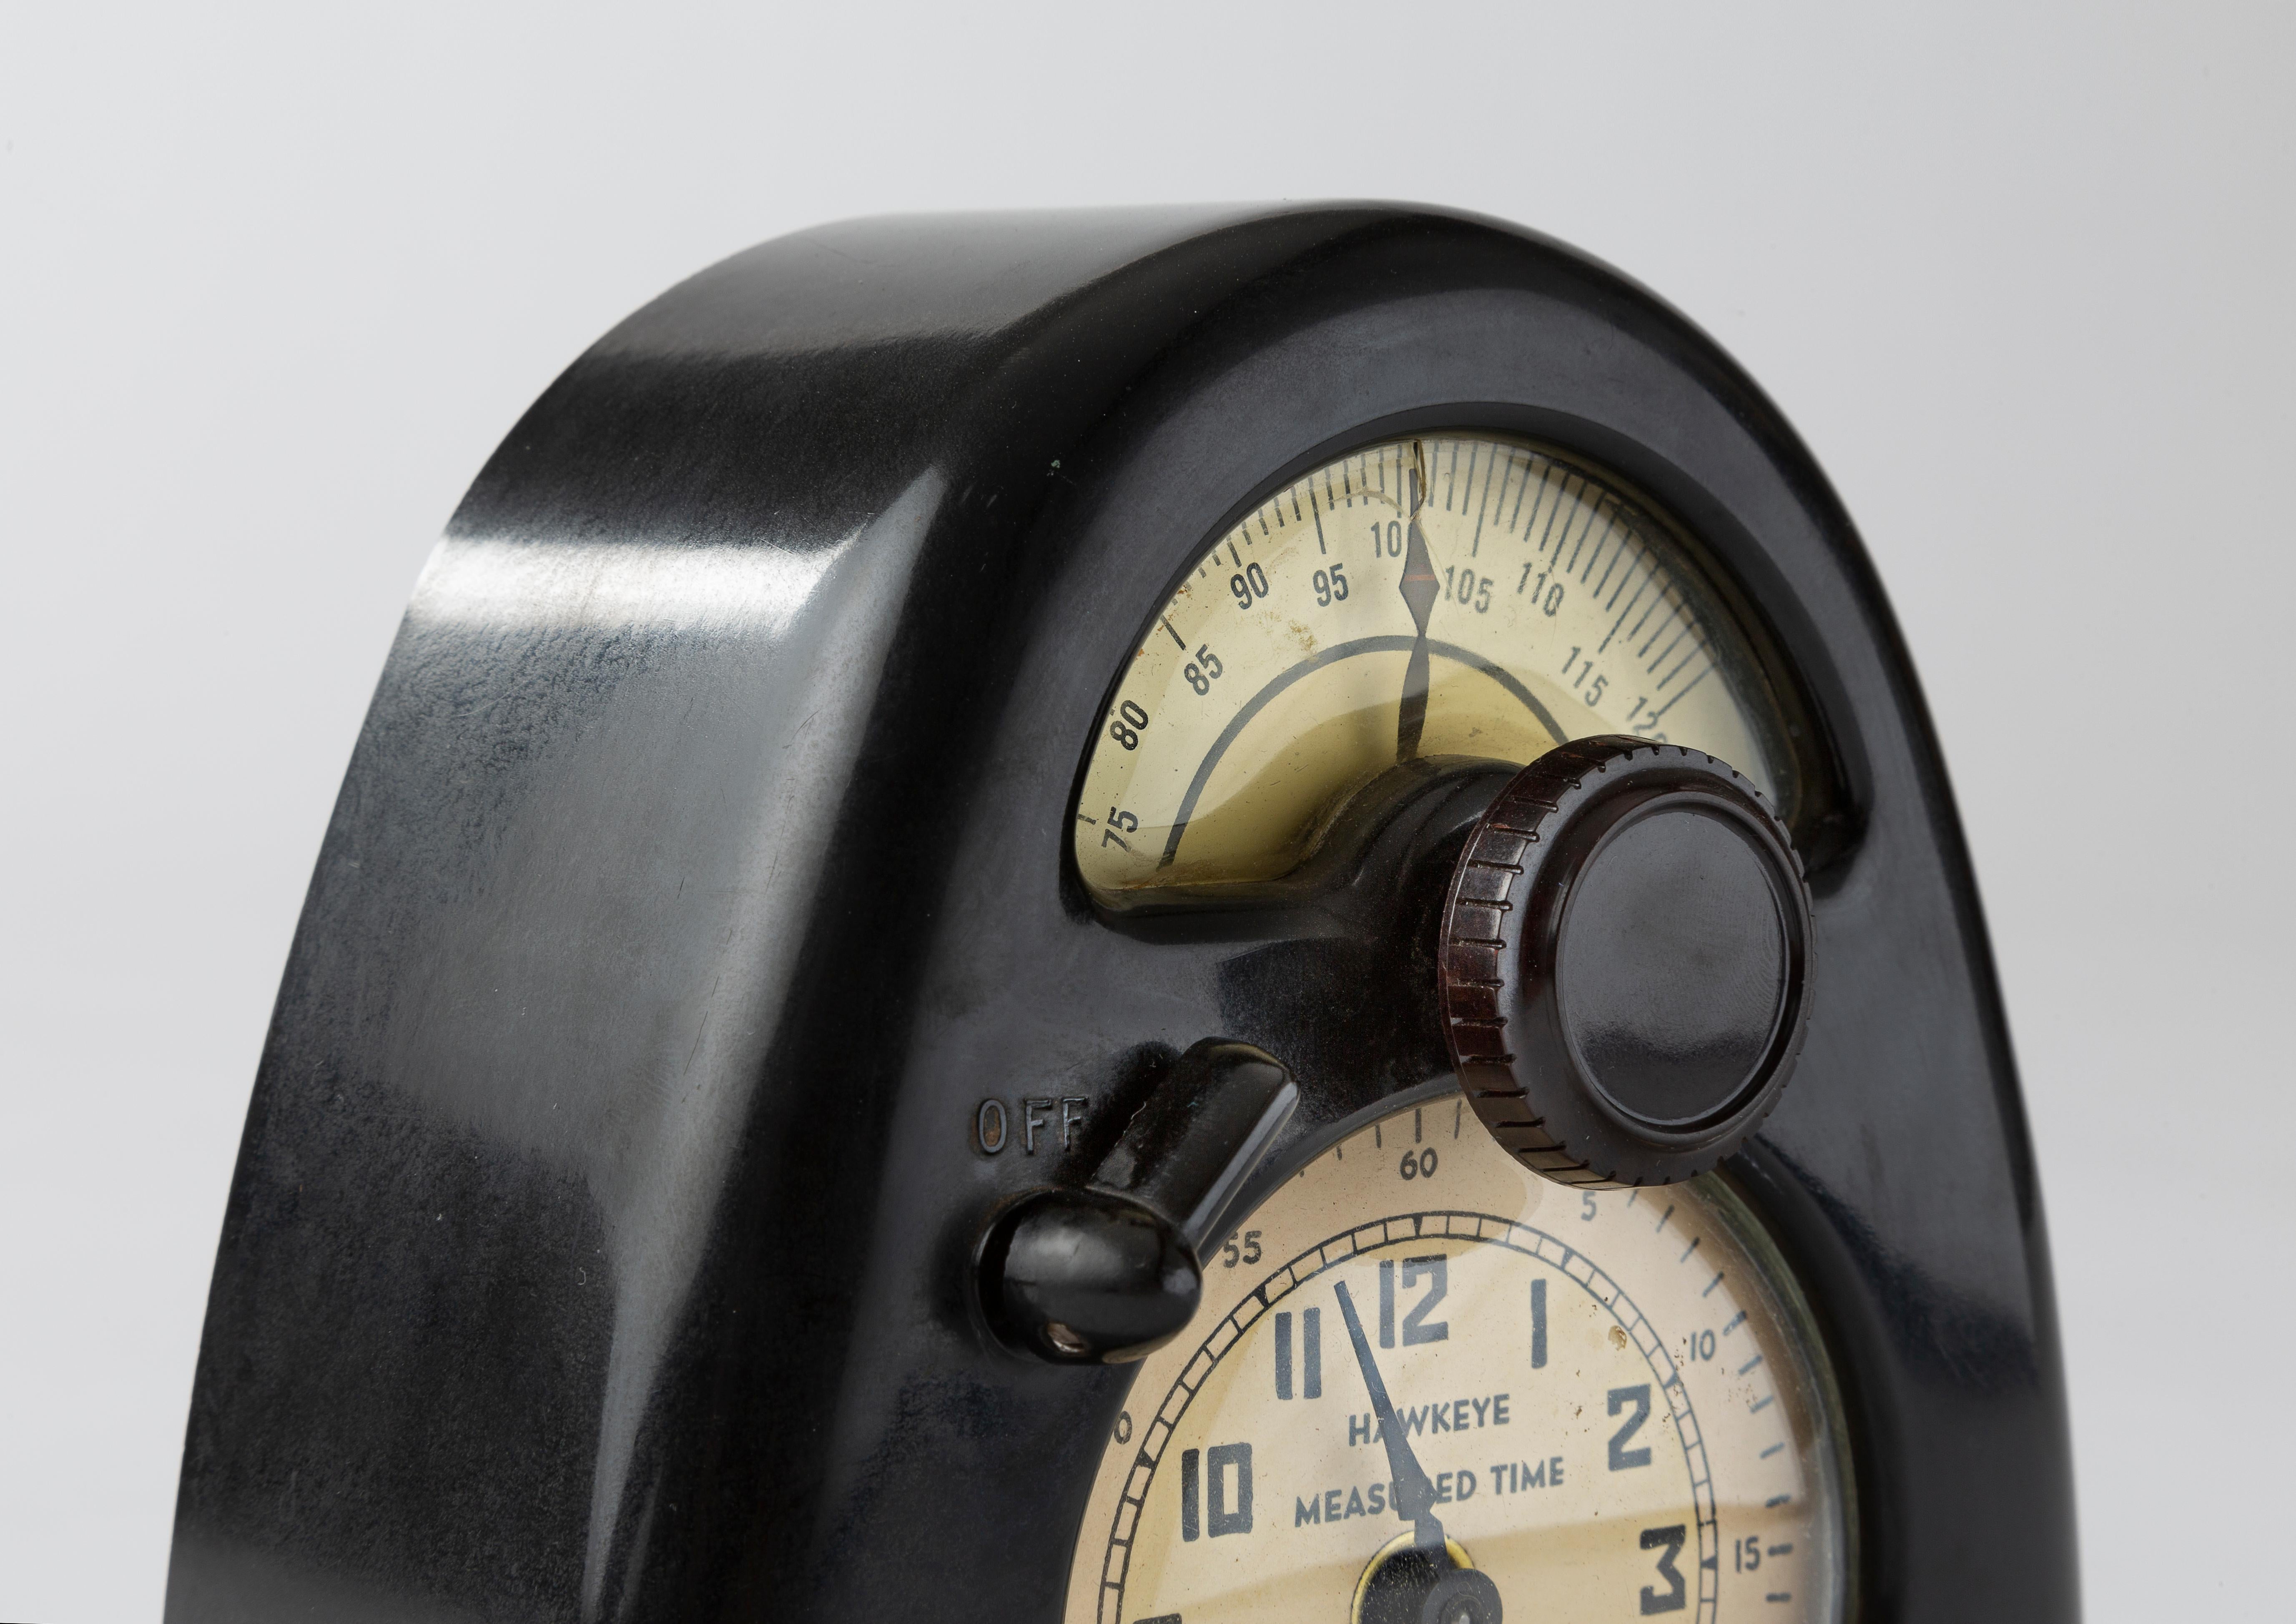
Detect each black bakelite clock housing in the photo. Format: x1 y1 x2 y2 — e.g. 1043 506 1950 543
165 205 2077 1623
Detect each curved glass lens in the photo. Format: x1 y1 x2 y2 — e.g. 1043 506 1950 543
1063 1095 1850 1624
1073 435 1796 905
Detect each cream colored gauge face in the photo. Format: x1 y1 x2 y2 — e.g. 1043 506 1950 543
1074 435 1794 903
1064 1095 1849 1624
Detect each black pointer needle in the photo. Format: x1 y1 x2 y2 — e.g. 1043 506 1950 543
1333 1280 1446 1554
1395 466 1439 761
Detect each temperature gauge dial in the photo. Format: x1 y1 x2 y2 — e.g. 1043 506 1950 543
1074 435 1799 905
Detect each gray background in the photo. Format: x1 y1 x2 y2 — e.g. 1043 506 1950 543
4 3 2288 1617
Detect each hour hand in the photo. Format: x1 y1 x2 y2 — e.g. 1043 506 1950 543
1333 1279 1445 1551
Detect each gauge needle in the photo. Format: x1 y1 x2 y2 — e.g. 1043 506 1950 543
1332 1279 1446 1554
1395 466 1439 761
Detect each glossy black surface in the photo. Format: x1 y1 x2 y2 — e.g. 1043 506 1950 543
984 1190 1200 1365
168 205 2076 1622
1087 1038 1298 1254
1566 801 1785 1122
983 1038 1296 1363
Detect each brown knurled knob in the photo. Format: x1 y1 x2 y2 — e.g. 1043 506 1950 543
1438 736 1813 1187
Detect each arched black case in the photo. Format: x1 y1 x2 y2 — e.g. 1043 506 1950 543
166 205 2077 1622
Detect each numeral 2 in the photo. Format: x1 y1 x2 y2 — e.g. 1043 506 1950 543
1608 1383 1652 1470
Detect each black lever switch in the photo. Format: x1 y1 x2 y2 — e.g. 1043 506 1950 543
978 1039 1298 1364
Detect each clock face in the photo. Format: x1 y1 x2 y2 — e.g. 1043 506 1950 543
1063 1096 1850 1624
1071 435 1798 906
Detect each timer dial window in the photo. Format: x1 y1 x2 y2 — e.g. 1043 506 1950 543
1063 1097 1851 1624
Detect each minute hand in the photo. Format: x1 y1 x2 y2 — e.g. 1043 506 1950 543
1333 1279 1446 1552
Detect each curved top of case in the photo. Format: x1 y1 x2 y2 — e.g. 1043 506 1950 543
168 205 2072 1624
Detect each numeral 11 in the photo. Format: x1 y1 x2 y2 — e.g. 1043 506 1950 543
1274 1308 1322 1399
